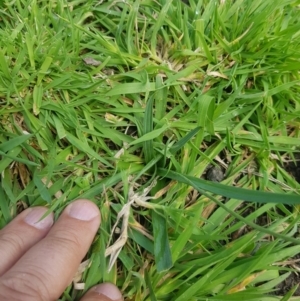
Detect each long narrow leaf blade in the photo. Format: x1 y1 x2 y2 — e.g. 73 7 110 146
153 211 173 272
0 134 33 152
169 126 201 155
144 96 154 163
158 169 300 205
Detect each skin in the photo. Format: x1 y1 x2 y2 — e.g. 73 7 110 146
0 199 123 301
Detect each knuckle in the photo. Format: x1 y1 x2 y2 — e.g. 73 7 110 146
47 226 84 256
0 270 50 301
0 230 26 254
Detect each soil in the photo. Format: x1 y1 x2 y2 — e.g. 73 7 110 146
274 268 300 296
206 166 224 182
283 155 300 183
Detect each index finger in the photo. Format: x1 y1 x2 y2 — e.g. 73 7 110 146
0 199 101 301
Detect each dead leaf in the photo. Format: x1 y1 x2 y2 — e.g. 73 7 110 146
207 71 228 79
227 271 265 293
73 259 91 290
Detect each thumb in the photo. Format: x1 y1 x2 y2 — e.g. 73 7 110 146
80 283 123 301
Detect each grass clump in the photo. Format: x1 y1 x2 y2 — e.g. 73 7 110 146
1 0 300 300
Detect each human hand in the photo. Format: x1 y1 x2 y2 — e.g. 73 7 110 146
0 199 123 301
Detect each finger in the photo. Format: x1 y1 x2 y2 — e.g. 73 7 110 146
0 207 54 276
0 199 101 301
80 283 123 301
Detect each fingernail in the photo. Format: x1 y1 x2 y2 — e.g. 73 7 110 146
67 200 99 221
93 283 123 301
24 207 54 230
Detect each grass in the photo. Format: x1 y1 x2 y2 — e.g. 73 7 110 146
1 0 300 299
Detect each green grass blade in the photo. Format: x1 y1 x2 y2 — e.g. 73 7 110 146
280 285 299 301
153 210 173 272
158 168 300 205
150 0 173 52
145 270 157 301
0 48 11 79
0 149 39 167
143 95 154 163
129 124 169 146
33 84 43 115
0 186 11 224
33 172 52 204
0 134 33 152
169 126 201 155
65 132 113 167
106 82 156 96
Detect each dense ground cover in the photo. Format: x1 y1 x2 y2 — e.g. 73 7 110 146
1 0 300 300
